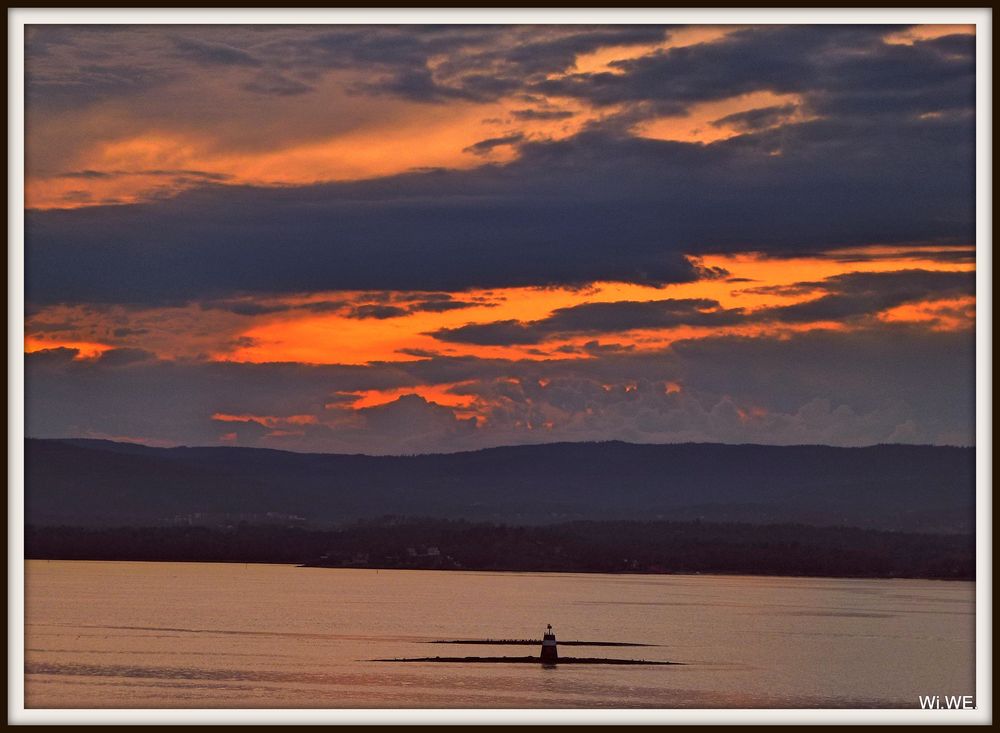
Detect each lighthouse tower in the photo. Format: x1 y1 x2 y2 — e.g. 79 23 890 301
540 624 558 663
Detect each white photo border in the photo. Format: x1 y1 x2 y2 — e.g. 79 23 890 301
8 6 992 726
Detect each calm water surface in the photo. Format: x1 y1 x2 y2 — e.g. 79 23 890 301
24 561 974 709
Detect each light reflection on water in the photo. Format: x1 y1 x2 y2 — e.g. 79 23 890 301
24 561 974 709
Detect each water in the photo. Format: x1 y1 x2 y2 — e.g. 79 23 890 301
24 561 975 709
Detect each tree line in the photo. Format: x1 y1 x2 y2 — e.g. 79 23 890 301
24 518 974 580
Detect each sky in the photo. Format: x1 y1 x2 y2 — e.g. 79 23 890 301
22 22 977 454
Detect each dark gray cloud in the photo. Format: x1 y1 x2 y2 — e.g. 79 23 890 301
712 103 798 132
171 36 263 68
541 298 745 333
25 25 975 304
58 169 232 182
817 247 975 264
432 319 540 346
21 24 665 108
25 24 973 121
318 25 671 103
95 347 157 366
112 327 149 338
409 299 486 314
242 70 315 97
193 294 486 320
26 113 974 304
432 298 745 345
347 304 409 320
199 299 295 317
752 269 974 323
26 321 77 334
396 347 441 358
536 25 972 118
431 269 974 346
510 108 575 121
463 133 526 156
300 299 350 313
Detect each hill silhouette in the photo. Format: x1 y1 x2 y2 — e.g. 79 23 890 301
25 438 974 533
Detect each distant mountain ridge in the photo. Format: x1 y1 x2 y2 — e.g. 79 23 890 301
24 438 975 533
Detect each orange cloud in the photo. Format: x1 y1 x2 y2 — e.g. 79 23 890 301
24 245 975 368
570 26 740 76
212 413 318 427
334 383 479 413
26 93 614 210
883 25 975 45
878 296 975 330
24 336 112 359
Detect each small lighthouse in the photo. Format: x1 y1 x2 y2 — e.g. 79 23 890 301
540 624 558 664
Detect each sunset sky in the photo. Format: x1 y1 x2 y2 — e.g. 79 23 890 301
23 21 977 454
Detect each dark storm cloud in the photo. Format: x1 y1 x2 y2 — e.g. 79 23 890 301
25 108 974 305
535 25 972 116
432 298 745 345
29 135 723 304
25 24 975 305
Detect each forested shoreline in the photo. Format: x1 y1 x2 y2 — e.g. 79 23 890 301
25 519 974 580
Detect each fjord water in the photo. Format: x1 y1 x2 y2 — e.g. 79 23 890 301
24 561 974 709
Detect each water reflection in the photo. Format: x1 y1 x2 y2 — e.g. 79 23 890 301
25 562 974 709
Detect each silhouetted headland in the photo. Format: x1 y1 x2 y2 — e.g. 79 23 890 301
26 438 974 534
